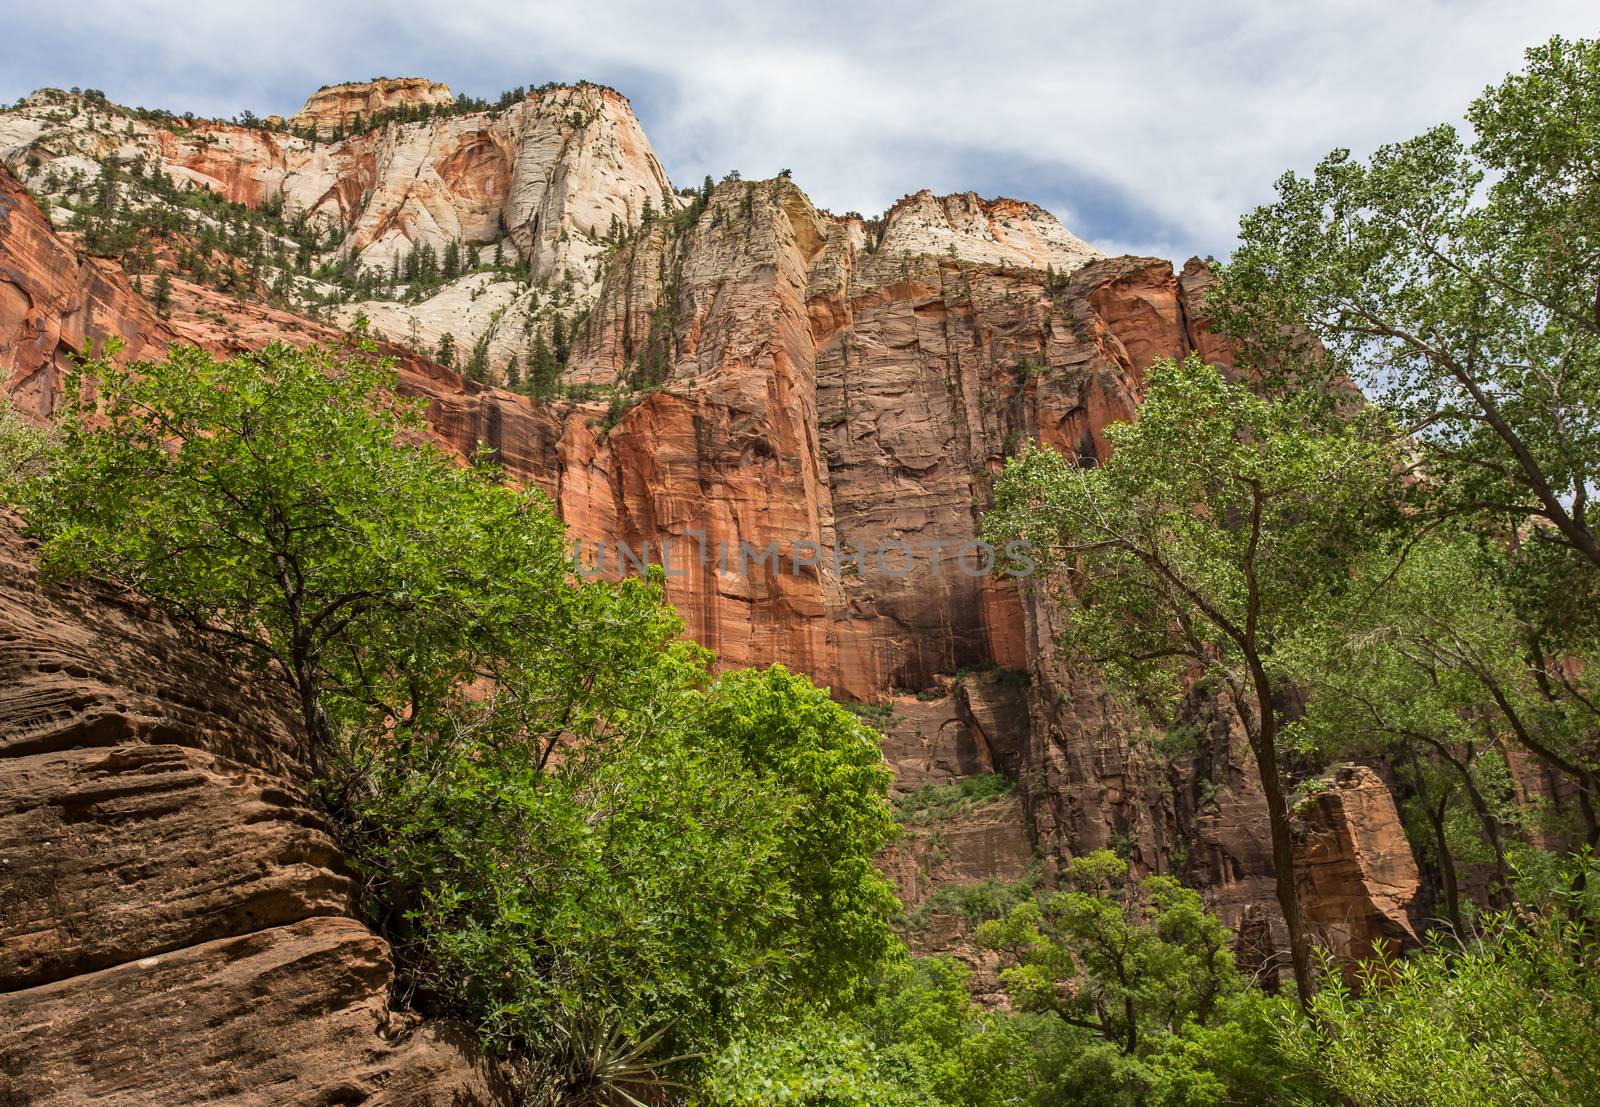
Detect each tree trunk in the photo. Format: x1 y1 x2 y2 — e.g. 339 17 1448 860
1458 764 1514 906
1244 655 1315 1008
1426 795 1464 936
289 651 330 782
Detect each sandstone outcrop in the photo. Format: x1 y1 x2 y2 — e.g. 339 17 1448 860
0 159 178 417
0 82 675 306
0 151 1309 938
0 515 507 1105
289 77 457 135
872 189 1102 275
1293 765 1422 967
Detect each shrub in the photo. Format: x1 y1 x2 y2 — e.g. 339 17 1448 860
897 774 1015 826
1280 859 1600 1107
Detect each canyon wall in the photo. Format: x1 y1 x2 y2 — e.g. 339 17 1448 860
0 80 1424 976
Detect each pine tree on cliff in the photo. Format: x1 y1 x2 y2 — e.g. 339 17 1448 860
465 336 490 384
505 354 521 391
435 331 457 370
551 313 568 367
152 270 173 318
524 334 554 400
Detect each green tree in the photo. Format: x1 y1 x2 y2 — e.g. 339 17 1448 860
551 312 569 367
20 338 570 773
435 330 456 369
1209 35 1600 577
151 269 173 317
697 665 901 1004
977 852 1237 1056
1282 534 1599 916
527 331 559 399
465 333 490 384
350 661 903 1092
972 851 1308 1106
986 356 1400 1004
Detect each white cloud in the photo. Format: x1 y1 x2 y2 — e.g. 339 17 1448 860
2 0 1591 260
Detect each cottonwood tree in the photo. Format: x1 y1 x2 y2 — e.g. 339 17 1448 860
1209 35 1600 579
1279 535 1587 930
976 850 1238 1055
986 356 1401 1005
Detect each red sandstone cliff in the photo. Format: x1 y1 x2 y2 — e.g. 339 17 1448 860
0 73 1425 985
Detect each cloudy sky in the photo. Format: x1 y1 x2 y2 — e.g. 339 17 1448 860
3 1 1590 260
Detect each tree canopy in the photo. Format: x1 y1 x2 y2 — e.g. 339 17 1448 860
986 355 1402 1003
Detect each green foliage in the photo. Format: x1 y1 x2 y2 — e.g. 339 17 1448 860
971 852 1312 1105
987 357 1397 717
22 338 581 766
1209 35 1600 581
697 666 902 1005
1281 858 1600 1107
905 870 1043 933
977 852 1237 1055
329 651 884 1094
896 774 1014 826
1282 532 1600 921
986 355 1401 1003
16 339 905 1102
702 955 1043 1107
0 393 49 505
348 662 901 1087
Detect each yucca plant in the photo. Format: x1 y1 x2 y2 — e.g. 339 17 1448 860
517 1011 697 1107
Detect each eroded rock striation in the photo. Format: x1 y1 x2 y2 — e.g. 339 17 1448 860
289 77 457 135
0 515 507 1105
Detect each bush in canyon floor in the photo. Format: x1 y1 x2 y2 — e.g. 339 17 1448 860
347 661 902 1094
1280 859 1600 1107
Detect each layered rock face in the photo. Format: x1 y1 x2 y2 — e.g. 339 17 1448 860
0 81 674 294
0 516 506 1105
0 163 570 491
0 159 179 416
